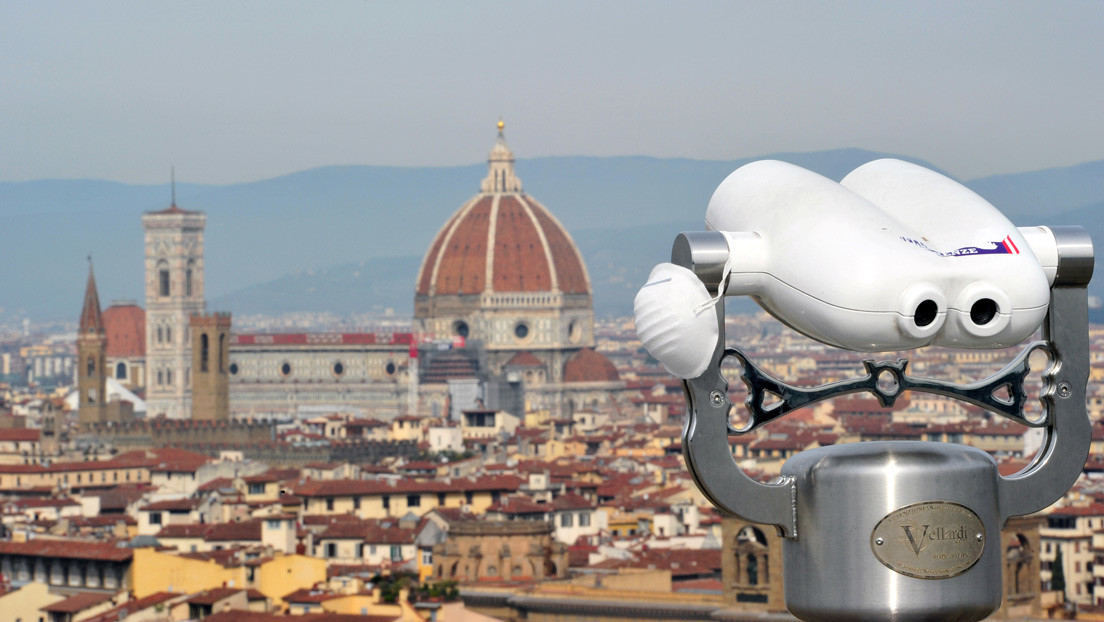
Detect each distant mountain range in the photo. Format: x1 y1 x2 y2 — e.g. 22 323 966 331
2 149 1103 324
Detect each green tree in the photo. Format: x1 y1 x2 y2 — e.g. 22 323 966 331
1051 547 1066 599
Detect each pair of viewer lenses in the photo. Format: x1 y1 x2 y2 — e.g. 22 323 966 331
913 298 997 328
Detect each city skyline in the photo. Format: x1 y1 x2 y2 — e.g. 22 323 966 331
3 1 1104 185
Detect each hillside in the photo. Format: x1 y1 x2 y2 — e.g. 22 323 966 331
3 149 1102 322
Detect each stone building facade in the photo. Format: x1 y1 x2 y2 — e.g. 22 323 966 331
143 202 206 419
414 122 622 418
191 312 232 421
721 517 785 613
77 264 108 427
433 519 568 583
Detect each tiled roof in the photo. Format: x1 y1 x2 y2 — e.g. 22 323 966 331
283 588 342 603
156 523 209 538
141 497 200 511
41 591 115 613
206 520 263 542
294 474 522 497
204 610 396 622
416 192 590 297
317 519 416 544
0 539 132 562
103 303 145 358
563 348 620 383
186 587 246 605
113 447 213 472
82 592 180 622
0 428 40 442
505 351 545 368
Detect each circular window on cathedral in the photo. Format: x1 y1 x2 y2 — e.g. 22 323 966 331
229 363 239 376
385 362 397 376
453 321 470 339
514 322 530 341
280 362 292 377
333 361 344 377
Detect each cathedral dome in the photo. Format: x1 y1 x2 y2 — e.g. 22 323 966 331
563 348 620 383
103 302 146 358
415 123 590 299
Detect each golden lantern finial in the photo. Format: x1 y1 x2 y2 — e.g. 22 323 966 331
497 117 505 132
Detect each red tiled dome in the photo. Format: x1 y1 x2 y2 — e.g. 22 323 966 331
416 126 590 298
103 302 146 358
563 348 620 383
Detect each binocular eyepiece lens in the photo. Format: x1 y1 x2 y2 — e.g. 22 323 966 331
913 300 939 327
970 298 998 326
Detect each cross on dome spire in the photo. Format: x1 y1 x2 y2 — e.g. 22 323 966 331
482 118 522 193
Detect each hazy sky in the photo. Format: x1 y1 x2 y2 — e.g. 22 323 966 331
3 1 1103 184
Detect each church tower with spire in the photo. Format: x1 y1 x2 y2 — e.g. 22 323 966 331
77 261 108 426
142 182 206 419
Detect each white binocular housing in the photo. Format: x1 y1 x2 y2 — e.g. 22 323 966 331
636 158 1093 379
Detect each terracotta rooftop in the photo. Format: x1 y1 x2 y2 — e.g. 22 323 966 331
186 587 246 605
103 302 145 358
41 591 116 613
0 539 132 562
416 185 590 297
563 348 620 383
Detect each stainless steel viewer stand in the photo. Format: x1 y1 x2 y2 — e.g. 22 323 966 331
674 227 1094 622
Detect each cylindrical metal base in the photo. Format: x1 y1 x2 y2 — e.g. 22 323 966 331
780 441 1002 622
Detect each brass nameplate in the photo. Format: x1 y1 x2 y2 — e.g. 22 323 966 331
870 501 985 580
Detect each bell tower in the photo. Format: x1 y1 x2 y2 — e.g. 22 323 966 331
77 260 107 426
142 185 205 419
190 312 231 421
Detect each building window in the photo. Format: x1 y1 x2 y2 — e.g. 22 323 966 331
86 356 95 377
325 543 337 558
115 362 126 379
158 261 170 297
465 491 474 504
150 512 162 525
382 496 390 510
186 261 194 297
353 496 361 510
560 513 573 528
391 546 402 561
437 492 446 505
407 494 421 507
326 498 334 511
200 334 209 372
248 483 265 495
219 334 226 372
579 512 591 527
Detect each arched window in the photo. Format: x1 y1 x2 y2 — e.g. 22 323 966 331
86 356 95 377
219 333 226 372
158 260 170 297
166 327 172 343
200 334 209 372
157 326 163 344
115 362 126 379
166 369 173 386
186 260 195 297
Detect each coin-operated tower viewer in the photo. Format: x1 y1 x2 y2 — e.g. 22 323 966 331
635 159 1094 622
